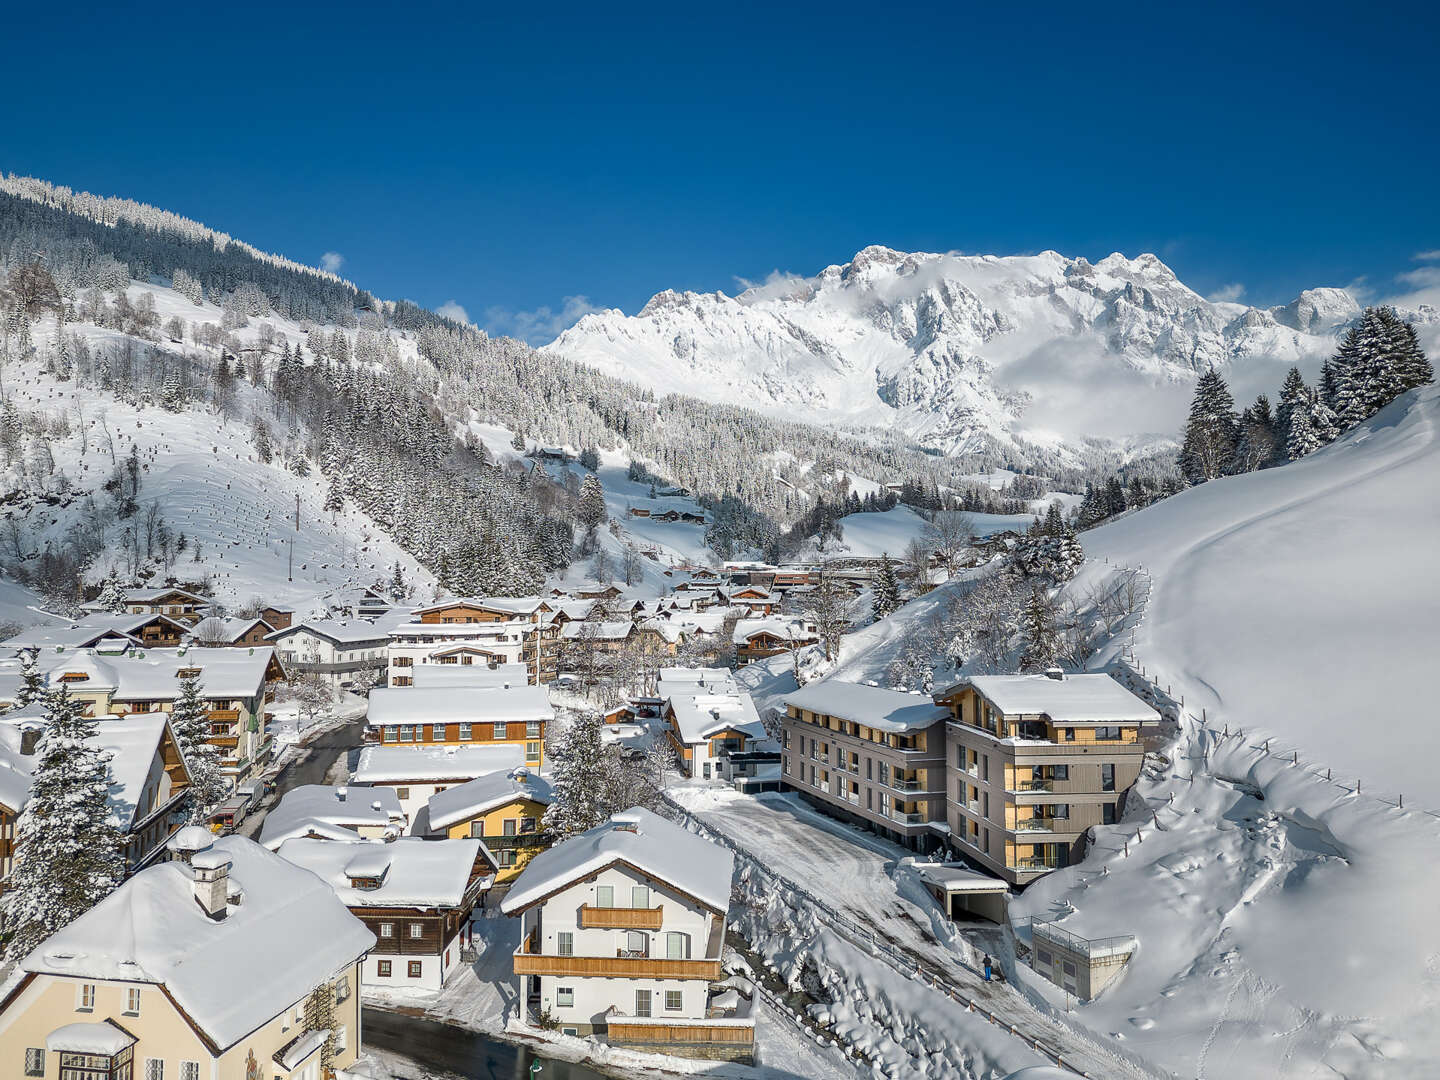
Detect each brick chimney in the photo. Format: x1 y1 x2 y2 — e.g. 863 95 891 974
190 847 232 920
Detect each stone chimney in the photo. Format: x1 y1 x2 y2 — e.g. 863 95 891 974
1044 667 1066 681
190 847 232 920
335 785 348 802
167 825 215 866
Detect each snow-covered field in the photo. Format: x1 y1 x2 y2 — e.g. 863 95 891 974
834 505 1051 558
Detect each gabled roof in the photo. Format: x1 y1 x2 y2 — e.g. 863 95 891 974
94 712 184 831
410 663 531 690
276 836 494 908
366 685 554 729
658 667 741 697
190 616 273 644
36 646 279 701
265 619 391 647
413 596 550 616
258 784 405 851
501 808 732 916
426 768 553 831
122 587 210 604
732 617 816 646
3 612 190 652
23 836 373 1052
558 621 634 641
933 673 1159 725
351 744 527 784
784 681 948 733
667 693 765 745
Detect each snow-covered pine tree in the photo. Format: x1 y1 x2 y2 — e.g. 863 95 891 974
1285 399 1322 460
1179 368 1238 484
541 711 612 840
871 553 901 619
1276 367 1309 460
95 571 127 614
5 686 127 959
578 473 607 529
170 673 228 819
1019 587 1061 672
15 650 44 707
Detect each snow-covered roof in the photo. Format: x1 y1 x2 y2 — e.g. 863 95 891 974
46 1020 135 1054
0 724 34 813
258 784 405 850
558 621 634 641
351 743 526 784
732 617 816 646
410 663 531 689
936 673 1159 725
785 681 949 733
915 863 1009 894
94 712 176 831
36 646 277 701
365 685 554 729
122 587 208 604
668 693 765 746
501 807 733 916
23 836 373 1051
413 596 548 616
190 616 271 643
658 667 741 697
276 837 493 908
426 767 553 831
267 619 391 647
2 612 189 652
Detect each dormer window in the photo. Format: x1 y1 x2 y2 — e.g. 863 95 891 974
177 668 202 679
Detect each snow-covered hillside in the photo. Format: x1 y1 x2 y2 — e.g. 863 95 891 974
549 246 1376 453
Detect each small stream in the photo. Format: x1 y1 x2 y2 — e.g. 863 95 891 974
363 1008 615 1080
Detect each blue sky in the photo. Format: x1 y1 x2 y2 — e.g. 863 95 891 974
6 2 1438 342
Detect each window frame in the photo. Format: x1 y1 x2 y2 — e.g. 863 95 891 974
664 990 683 1011
377 959 392 977
407 960 423 979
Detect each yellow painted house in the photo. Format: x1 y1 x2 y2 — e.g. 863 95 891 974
423 767 553 882
0 832 373 1080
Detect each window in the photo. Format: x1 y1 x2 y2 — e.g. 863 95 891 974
493 722 508 739
399 725 414 742
382 727 398 743
77 983 95 1010
1051 765 1069 780
1063 960 1076 977
394 656 413 667
24 1049 44 1077
1064 727 1075 741
334 1025 348 1052
631 885 650 909
596 885 614 908
981 755 989 782
1101 764 1115 792
1103 802 1116 825
561 1027 578 1036
526 741 542 761
519 817 537 834
429 724 445 741
1037 949 1053 968
180 1063 200 1080
145 1060 164 1080
526 721 542 738
635 989 652 1018
497 848 517 868
503 818 518 836
557 987 575 1007
335 975 351 1003
408 961 423 978
377 960 392 977
469 821 485 839
410 922 425 939
624 931 647 956
380 922 394 938
395 787 410 801
458 723 472 740
665 990 683 1011
665 932 689 959
557 932 573 956
1096 726 1122 741
126 987 141 1014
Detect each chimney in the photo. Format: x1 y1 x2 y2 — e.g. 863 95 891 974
190 847 232 920
611 811 643 835
336 786 348 802
1044 667 1065 681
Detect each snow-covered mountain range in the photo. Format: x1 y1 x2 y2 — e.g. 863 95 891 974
547 246 1367 453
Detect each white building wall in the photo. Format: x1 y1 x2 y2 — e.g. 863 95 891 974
361 925 466 993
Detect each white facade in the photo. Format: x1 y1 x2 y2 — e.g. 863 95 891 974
386 622 537 686
268 622 389 690
361 928 471 992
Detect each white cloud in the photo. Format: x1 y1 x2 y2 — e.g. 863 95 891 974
484 295 602 345
320 251 345 273
1412 250 1440 262
436 300 472 325
1207 282 1246 303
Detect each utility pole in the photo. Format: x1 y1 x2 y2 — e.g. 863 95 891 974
287 537 294 582
295 493 301 532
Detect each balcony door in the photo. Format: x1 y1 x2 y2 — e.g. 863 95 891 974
635 989 652 1017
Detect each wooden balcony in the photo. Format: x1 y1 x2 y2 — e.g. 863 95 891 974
514 936 720 980
579 904 664 930
209 734 240 749
207 709 240 722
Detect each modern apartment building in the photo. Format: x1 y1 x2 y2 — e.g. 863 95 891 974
780 682 950 852
932 671 1157 884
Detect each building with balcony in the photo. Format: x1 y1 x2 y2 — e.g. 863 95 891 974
781 681 949 852
277 836 496 991
421 767 553 882
365 684 551 767
409 662 531 689
2 612 194 654
385 602 556 686
258 784 407 851
500 809 753 1059
731 618 819 666
0 833 372 1080
265 620 392 691
932 671 1157 885
658 669 767 782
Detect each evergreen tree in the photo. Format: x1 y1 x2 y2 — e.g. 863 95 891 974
170 674 228 819
1276 367 1309 460
1042 501 1065 537
1285 400 1322 461
1019 587 1061 672
95 571 127 614
1179 368 1238 484
1232 395 1277 474
15 650 44 707
1327 307 1432 430
542 711 611 840
578 473 607 529
871 553 901 619
5 686 126 959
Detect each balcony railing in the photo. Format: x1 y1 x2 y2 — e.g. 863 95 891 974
843 792 860 805
1016 818 1066 832
965 799 980 814
1015 779 1053 792
889 778 925 793
1008 856 1064 872
579 904 664 930
514 942 720 980
890 810 926 826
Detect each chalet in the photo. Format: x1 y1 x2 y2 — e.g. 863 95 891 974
0 834 372 1080
720 586 775 616
36 645 283 787
781 681 950 852
189 615 275 647
365 685 551 767
627 507 652 518
423 766 554 882
556 582 623 602
116 587 211 624
259 605 296 631
931 672 1156 884
266 619 390 690
3 612 193 652
388 599 558 685
558 621 635 660
258 783 407 850
278 837 496 991
350 743 528 820
732 618 819 665
501 808 753 1059
658 668 767 782
414 597 553 624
